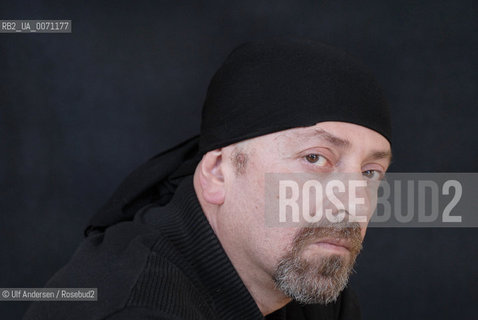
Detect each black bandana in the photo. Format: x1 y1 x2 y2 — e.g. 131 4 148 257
199 38 391 153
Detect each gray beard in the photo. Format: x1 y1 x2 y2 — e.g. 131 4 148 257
272 221 362 304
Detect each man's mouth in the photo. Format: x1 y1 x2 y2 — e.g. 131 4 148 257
312 238 352 253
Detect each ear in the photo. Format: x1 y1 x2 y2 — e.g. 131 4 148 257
197 149 226 205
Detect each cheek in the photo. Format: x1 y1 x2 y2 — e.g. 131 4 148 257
263 227 297 258
230 165 267 215
224 178 267 238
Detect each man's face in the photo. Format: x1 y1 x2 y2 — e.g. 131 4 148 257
217 121 392 304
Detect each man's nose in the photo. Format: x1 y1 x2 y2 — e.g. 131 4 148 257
321 172 376 223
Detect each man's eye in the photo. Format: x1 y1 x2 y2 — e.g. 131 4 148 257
362 170 383 180
304 154 327 166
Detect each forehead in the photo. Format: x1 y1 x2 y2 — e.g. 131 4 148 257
274 121 390 147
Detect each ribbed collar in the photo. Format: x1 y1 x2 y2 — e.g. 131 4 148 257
142 175 287 320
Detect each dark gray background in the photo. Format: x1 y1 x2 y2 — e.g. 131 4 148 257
1 1 477 319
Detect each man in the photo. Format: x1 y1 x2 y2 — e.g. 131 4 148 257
24 39 392 319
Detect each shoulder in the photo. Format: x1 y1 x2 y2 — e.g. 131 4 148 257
124 240 216 319
24 222 214 320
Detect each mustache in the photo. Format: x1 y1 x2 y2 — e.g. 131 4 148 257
291 213 363 255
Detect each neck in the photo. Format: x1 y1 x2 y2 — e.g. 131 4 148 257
192 172 291 316
230 256 292 315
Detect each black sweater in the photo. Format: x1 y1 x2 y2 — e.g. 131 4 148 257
23 175 361 320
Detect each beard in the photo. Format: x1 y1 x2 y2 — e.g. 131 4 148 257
272 219 363 304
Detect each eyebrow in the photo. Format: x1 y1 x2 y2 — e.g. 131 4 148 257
367 150 393 165
290 128 393 164
292 128 351 148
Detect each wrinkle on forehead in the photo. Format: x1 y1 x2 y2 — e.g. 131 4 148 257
280 127 351 147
